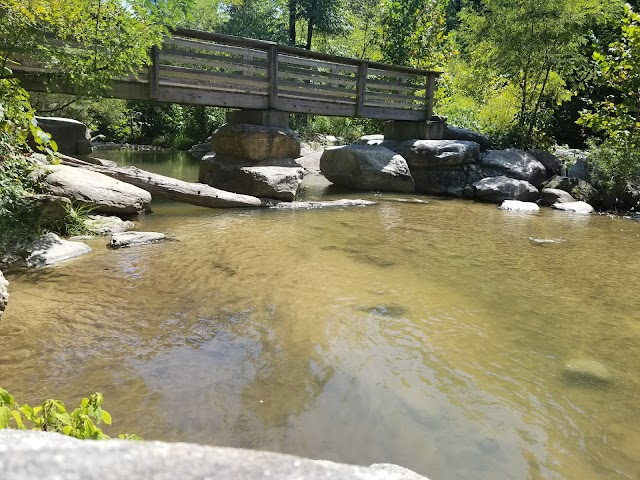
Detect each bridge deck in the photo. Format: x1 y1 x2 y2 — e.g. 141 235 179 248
12 27 440 121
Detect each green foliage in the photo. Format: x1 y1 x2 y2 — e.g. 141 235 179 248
292 115 382 143
0 388 140 440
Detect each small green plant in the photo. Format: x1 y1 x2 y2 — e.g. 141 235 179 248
0 388 141 440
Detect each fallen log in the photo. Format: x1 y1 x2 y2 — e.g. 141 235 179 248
57 154 272 208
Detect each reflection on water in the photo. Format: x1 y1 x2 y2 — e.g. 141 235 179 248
2 150 640 479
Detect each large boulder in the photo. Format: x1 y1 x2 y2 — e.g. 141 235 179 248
411 164 483 196
42 164 151 215
200 154 304 201
541 176 595 202
551 201 595 215
442 125 492 150
31 117 92 155
0 430 428 480
320 145 415 193
472 176 539 203
25 233 91 267
481 149 547 187
212 123 301 162
396 140 480 168
0 270 7 321
529 149 562 178
539 188 576 207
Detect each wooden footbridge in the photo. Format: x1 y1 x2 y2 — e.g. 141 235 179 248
12 27 440 122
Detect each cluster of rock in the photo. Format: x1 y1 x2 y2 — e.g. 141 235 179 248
199 123 305 201
322 127 596 213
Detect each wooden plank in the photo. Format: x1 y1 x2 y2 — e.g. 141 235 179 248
164 37 268 59
355 62 368 117
278 67 356 88
365 78 422 93
425 73 436 120
159 65 266 88
276 97 356 117
267 44 279 109
160 53 266 74
278 88 356 105
367 67 420 82
278 79 355 98
149 46 160 99
159 77 267 95
359 106 427 121
160 50 267 69
365 91 422 104
278 53 357 73
363 99 424 110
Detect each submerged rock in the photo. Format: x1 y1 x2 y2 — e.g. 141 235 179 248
499 200 540 212
26 233 91 267
320 145 415 193
0 270 8 320
268 199 376 210
472 176 539 203
551 201 594 215
563 359 612 384
110 232 166 249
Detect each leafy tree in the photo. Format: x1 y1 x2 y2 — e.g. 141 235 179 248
220 0 288 42
458 0 603 147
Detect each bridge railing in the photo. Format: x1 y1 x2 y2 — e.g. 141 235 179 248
8 28 440 121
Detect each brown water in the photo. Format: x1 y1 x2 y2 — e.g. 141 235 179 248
2 149 640 479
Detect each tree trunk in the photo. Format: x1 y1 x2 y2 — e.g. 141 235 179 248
305 18 314 50
57 154 272 208
289 0 297 45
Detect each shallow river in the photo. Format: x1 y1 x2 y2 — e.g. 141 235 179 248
2 149 640 479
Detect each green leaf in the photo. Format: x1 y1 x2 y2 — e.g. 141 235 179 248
101 410 112 425
0 406 11 428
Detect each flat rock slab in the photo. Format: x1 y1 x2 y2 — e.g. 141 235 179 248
26 233 91 267
0 430 428 480
320 145 415 193
500 200 540 212
110 232 166 249
481 149 547 187
473 176 539 203
551 201 594 215
42 164 151 214
563 359 612 384
268 199 376 210
212 123 301 162
397 139 480 168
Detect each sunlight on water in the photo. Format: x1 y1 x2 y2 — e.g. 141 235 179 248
2 150 640 479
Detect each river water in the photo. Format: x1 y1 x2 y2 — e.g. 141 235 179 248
2 149 640 479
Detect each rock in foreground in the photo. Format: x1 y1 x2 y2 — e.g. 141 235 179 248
0 430 428 480
499 200 540 212
42 164 151 215
110 232 166 249
551 201 594 215
26 233 91 267
320 145 415 193
473 176 539 203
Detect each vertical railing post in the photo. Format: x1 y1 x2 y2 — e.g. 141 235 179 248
425 73 436 121
149 45 160 100
267 44 279 110
355 61 368 118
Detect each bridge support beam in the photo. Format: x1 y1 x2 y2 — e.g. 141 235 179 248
226 109 289 128
383 119 446 141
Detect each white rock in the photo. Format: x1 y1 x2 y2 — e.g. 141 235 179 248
26 233 91 267
0 270 8 320
110 232 166 249
551 201 594 215
500 200 540 212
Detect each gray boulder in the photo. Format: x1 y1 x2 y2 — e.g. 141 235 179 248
355 134 385 146
320 145 415 193
0 430 428 480
551 201 595 215
84 215 135 236
442 125 492 150
199 154 304 202
189 142 211 159
481 149 547 187
569 158 591 181
539 188 576 207
295 151 322 174
411 164 483 196
42 164 151 215
0 270 7 321
212 123 301 162
473 176 539 203
541 176 595 202
563 359 612 384
26 233 91 267
396 140 480 168
31 117 92 155
529 149 562 178
110 232 166 249
499 200 540 212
